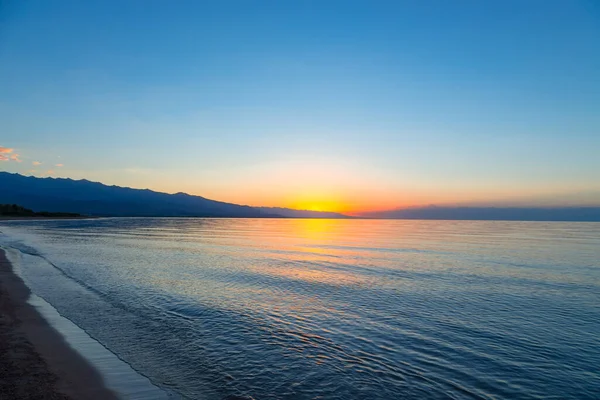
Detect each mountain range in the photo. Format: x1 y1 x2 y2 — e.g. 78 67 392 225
2 172 599 221
361 205 600 222
0 172 348 218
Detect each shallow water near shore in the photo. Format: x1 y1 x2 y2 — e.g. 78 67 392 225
1 218 599 399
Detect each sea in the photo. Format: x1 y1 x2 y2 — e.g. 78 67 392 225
0 218 599 399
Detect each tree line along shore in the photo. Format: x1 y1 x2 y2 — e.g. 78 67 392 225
0 204 82 218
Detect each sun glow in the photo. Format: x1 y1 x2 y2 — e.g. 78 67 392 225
289 197 347 214
297 203 332 212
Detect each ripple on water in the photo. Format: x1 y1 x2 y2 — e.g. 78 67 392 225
1 218 599 399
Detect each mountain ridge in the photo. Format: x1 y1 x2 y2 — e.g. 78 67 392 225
359 205 600 222
0 172 349 218
4 172 598 221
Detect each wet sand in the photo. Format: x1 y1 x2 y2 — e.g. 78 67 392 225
0 249 117 399
0 216 99 220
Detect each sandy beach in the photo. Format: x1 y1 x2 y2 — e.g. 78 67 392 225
0 249 117 399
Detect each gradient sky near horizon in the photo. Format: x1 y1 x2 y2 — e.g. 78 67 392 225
1 0 599 214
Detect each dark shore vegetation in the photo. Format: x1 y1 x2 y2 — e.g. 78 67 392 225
0 204 82 218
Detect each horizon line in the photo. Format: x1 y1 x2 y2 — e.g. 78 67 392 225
2 171 600 217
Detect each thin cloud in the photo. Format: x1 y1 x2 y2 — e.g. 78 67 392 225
0 146 22 162
46 170 55 175
33 161 42 166
55 163 64 167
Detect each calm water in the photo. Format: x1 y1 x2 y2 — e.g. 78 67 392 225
1 218 599 399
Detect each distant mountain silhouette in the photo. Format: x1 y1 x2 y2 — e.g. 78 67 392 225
360 206 600 222
6 172 596 221
0 173 348 218
258 207 350 219
0 172 266 217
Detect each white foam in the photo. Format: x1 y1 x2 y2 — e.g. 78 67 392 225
2 245 174 400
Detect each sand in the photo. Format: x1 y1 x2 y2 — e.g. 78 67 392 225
0 249 118 399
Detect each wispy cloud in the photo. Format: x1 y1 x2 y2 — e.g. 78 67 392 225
0 146 22 162
2 146 65 168
46 170 55 175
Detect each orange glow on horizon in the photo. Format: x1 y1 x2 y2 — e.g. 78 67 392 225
277 188 436 215
47 166 600 216
282 198 415 216
289 200 346 214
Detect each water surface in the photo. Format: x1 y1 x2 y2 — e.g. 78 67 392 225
1 218 599 399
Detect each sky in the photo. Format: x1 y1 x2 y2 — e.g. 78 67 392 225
1 0 599 214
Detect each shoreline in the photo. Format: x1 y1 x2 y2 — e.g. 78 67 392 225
0 216 100 220
0 248 118 399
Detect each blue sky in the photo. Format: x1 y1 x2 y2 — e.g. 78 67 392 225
1 0 599 212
